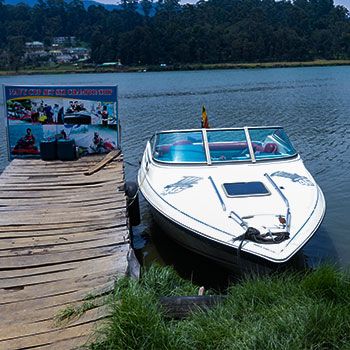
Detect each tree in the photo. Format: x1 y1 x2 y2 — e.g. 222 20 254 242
7 35 25 71
141 0 153 17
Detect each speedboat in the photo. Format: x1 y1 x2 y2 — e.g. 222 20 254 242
138 126 325 270
64 112 92 125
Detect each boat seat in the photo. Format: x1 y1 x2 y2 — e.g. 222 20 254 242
209 142 248 151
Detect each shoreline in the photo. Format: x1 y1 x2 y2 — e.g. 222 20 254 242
0 59 349 76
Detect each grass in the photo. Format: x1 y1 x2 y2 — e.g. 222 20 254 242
54 297 100 326
89 264 350 350
1 59 349 76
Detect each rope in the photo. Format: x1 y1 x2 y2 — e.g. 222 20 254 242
126 186 140 208
125 166 148 208
233 227 290 260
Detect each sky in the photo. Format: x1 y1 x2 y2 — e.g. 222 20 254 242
334 0 350 7
96 0 350 10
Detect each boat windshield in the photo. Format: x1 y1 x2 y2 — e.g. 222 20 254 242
152 127 297 164
153 131 206 163
207 129 251 162
248 128 297 161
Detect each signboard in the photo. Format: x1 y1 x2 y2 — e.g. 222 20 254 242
3 85 119 159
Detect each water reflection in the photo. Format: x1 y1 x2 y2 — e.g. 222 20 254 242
131 203 328 291
133 218 237 291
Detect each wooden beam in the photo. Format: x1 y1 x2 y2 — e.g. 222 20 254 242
84 150 122 176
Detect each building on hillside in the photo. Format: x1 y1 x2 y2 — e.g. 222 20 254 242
25 41 44 51
56 54 74 64
24 41 48 60
52 37 76 46
48 49 63 57
98 60 123 67
67 47 90 60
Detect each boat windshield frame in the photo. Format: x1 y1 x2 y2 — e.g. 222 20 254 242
151 126 298 165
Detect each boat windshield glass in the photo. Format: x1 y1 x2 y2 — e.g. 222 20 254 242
153 131 206 163
207 129 251 162
152 127 297 164
248 128 297 160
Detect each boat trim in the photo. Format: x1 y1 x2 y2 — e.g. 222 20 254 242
264 173 291 231
244 126 256 163
202 129 212 165
208 176 226 211
157 126 284 134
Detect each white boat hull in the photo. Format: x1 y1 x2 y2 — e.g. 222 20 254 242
145 192 322 272
138 127 326 270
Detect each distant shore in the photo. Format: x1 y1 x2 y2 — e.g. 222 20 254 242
1 59 350 76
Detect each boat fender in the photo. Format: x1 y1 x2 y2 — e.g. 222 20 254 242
125 181 141 226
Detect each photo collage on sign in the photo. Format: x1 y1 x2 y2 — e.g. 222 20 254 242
5 86 118 159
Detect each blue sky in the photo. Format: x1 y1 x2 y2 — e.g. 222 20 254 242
96 0 350 10
335 0 350 8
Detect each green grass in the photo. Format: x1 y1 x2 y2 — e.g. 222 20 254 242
1 59 350 76
54 297 100 326
90 264 350 350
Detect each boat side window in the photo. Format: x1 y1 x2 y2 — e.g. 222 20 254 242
207 129 251 162
248 128 297 160
153 131 206 163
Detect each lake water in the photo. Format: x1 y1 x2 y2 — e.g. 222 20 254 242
0 67 349 284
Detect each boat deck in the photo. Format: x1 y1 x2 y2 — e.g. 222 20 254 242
0 155 130 349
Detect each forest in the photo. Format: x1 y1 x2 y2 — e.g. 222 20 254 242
0 0 349 68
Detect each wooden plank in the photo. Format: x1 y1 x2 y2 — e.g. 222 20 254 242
0 253 126 280
84 150 122 176
0 226 128 241
0 244 128 270
0 294 108 326
0 182 125 196
0 198 126 212
1 166 119 176
0 221 127 236
0 203 127 218
0 283 114 314
37 334 94 350
0 272 119 305
0 210 126 226
0 193 121 206
0 306 108 346
0 175 123 185
0 227 126 251
0 256 126 289
0 191 124 202
0 234 127 258
0 206 127 219
0 179 122 191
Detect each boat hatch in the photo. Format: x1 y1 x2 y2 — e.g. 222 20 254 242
223 182 270 197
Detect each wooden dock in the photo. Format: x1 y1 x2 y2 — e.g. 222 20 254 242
0 155 131 349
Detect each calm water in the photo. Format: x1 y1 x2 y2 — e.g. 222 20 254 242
1 67 349 283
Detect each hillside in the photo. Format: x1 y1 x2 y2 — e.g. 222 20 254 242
0 0 349 68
